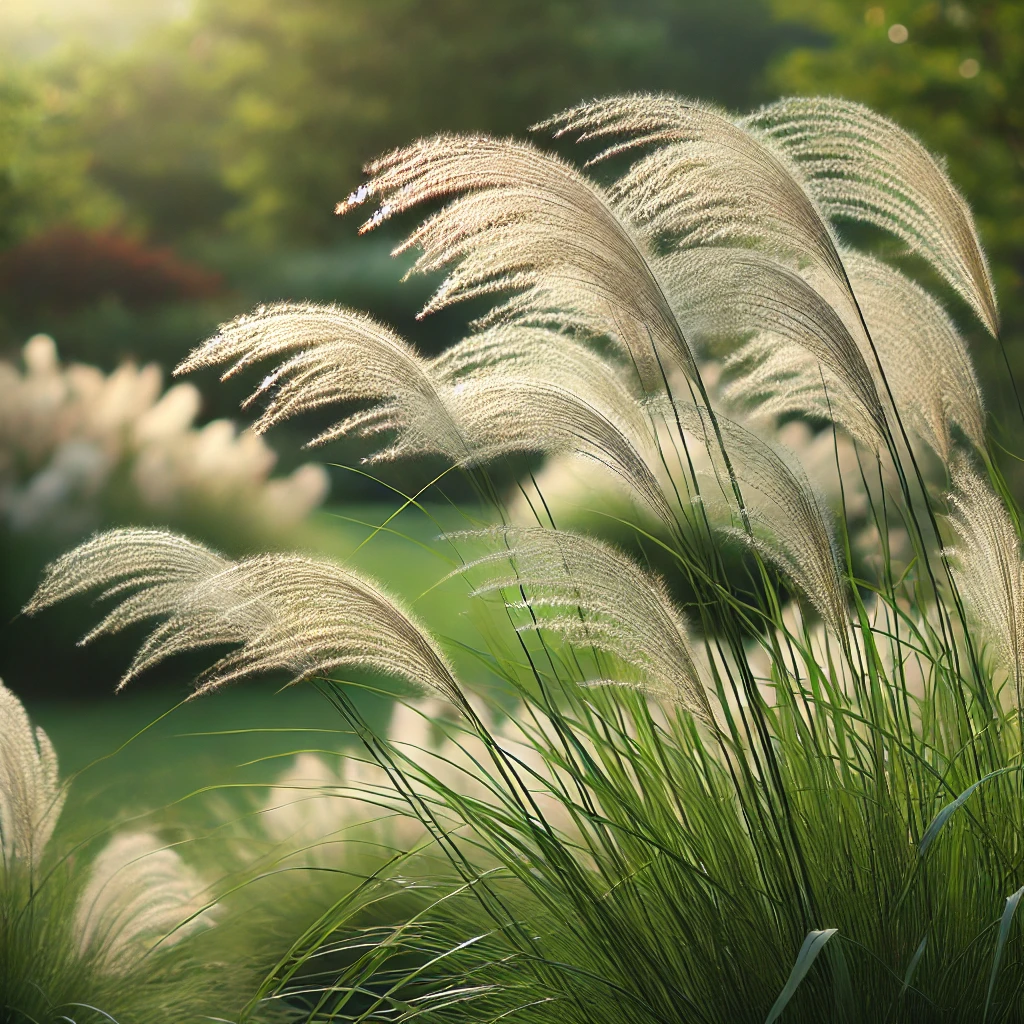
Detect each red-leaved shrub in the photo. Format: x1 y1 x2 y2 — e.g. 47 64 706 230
0 228 223 314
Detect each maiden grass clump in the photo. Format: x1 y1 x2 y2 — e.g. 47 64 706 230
24 94 1024 1021
0 680 234 1023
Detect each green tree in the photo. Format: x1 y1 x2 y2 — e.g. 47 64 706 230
0 69 120 247
49 0 808 246
769 0 1024 414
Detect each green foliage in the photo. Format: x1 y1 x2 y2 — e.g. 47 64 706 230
768 0 1024 401
255 643 1024 1022
13 0 802 248
0 69 120 249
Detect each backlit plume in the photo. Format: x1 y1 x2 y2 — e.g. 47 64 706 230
25 529 464 704
457 527 712 723
747 97 999 336
0 680 64 868
339 134 701 388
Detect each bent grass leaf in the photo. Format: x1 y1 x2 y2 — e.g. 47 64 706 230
764 928 837 1024
900 934 927 999
984 885 1024 1023
919 767 1021 857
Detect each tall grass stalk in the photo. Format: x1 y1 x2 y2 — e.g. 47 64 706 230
24 94 1024 1021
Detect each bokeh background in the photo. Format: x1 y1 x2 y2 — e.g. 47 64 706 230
1 0 1020 822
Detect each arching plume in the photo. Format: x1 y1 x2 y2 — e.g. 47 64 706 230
175 302 465 454
178 306 677 527
24 529 464 704
456 527 712 722
541 94 849 295
659 246 886 448
723 252 987 462
944 461 1024 702
0 680 65 868
76 832 217 973
337 134 700 388
747 97 998 336
841 253 985 462
666 402 848 644
722 338 883 450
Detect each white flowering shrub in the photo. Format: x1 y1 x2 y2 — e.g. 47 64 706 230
0 333 328 537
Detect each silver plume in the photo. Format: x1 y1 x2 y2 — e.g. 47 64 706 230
25 528 464 703
456 526 712 723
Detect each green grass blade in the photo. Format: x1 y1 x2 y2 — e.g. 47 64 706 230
764 928 838 1024
900 934 927 998
984 885 1024 1022
919 767 1019 857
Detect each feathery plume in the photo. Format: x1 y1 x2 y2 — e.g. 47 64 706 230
721 250 985 462
1 335 327 536
24 528 464 703
722 338 883 450
75 832 216 973
841 253 985 462
748 97 998 335
178 306 677 526
542 95 849 295
666 403 848 644
0 680 65 869
338 134 700 388
456 527 712 722
659 246 887 448
944 461 1024 700
175 303 461 453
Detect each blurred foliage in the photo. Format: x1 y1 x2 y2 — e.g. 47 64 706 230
0 0 809 378
0 69 121 248
769 0 1024 419
0 227 223 315
12 0 808 247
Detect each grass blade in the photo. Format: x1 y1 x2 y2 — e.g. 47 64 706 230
764 928 838 1024
900 934 927 998
984 886 1024 1022
919 767 1019 857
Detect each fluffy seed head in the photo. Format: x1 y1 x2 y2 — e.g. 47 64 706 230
75 832 217 973
542 94 850 297
944 461 1024 701
0 680 65 869
660 246 887 448
178 305 677 527
748 96 998 335
455 527 712 723
340 133 701 388
666 403 849 645
24 528 464 705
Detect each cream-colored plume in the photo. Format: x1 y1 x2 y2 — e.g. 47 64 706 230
75 832 216 973
748 97 998 336
179 306 677 527
660 246 887 448
541 95 849 295
455 527 712 722
338 134 700 388
1 334 327 535
842 253 985 461
666 403 848 645
24 528 464 703
722 250 985 463
0 680 65 869
944 461 1024 701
